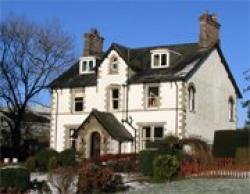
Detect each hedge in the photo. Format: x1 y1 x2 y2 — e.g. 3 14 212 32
213 130 250 158
0 167 30 190
139 149 169 176
58 148 77 167
235 147 250 165
35 148 59 171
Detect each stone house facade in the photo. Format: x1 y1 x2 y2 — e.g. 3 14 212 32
49 12 241 158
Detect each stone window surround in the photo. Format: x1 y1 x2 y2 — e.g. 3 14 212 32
109 55 119 74
71 88 85 113
64 124 79 150
106 84 122 112
144 83 161 110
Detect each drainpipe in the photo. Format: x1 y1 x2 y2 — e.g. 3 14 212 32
54 89 59 150
174 82 179 137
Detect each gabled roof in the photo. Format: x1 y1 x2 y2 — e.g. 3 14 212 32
49 42 241 98
76 109 133 142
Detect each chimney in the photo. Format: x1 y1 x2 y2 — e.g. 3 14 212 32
83 28 104 58
199 11 221 48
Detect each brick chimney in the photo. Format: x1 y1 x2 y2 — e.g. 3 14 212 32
83 28 104 58
199 11 221 48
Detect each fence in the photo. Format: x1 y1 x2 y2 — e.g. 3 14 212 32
179 158 250 178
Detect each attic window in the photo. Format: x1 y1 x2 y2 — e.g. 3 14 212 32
79 57 96 74
109 56 119 74
151 50 170 68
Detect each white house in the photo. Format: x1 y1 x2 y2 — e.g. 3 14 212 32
49 12 241 158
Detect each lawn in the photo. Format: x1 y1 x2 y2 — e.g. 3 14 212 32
123 178 250 194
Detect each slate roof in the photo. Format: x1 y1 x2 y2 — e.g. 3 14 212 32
76 109 133 142
49 42 241 98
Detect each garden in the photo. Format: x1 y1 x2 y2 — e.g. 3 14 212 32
0 130 249 193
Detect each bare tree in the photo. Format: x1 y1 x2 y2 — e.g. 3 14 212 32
0 16 74 147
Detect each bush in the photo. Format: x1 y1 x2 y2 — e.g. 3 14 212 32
35 149 58 171
153 155 180 182
58 148 77 167
0 167 30 190
77 162 123 193
235 147 250 165
24 156 36 172
48 156 58 171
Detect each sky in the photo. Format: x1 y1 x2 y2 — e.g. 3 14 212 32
0 0 249 128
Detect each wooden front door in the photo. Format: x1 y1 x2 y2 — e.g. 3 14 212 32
90 132 101 158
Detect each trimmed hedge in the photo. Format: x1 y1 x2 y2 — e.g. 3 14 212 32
35 149 59 171
58 148 77 167
0 167 30 190
213 130 250 158
235 147 250 165
139 149 169 176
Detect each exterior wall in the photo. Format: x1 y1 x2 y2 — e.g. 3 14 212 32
185 49 237 144
50 48 238 153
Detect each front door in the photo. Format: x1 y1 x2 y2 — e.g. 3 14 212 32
90 132 101 158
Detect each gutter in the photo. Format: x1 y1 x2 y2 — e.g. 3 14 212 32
54 89 59 150
174 82 179 136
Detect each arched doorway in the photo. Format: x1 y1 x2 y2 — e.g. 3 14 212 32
90 132 101 158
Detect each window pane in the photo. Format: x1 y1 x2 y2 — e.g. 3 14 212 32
161 54 167 66
89 60 94 71
82 61 87 71
154 127 163 138
143 127 151 138
154 54 160 66
112 89 119 98
148 86 159 97
75 97 83 111
113 100 119 109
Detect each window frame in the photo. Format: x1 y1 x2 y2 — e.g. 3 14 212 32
146 85 160 109
69 128 77 149
151 49 170 69
79 56 96 74
141 125 164 149
109 56 119 74
109 87 120 111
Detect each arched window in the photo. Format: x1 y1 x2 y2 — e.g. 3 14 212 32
228 97 234 121
188 84 196 112
109 56 118 74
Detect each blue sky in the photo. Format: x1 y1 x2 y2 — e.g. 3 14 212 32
0 0 249 127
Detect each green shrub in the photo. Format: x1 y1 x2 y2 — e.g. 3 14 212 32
24 156 36 172
48 156 58 171
58 148 77 167
153 155 180 182
235 147 250 165
0 167 30 190
35 149 58 171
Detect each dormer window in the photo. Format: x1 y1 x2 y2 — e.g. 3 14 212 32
151 50 170 68
79 57 96 74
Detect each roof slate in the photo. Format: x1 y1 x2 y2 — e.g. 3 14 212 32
76 109 133 142
49 42 241 98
